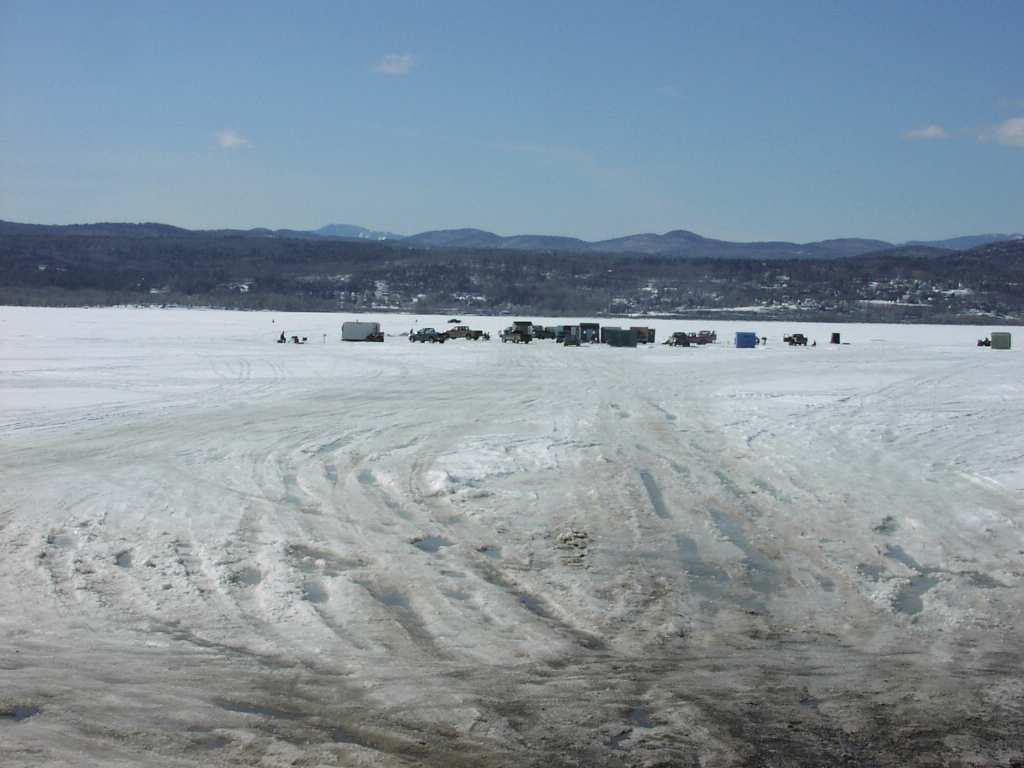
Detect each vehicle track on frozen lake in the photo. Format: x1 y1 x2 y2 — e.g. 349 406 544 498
1 307 1023 766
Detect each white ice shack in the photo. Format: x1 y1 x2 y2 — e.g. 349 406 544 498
341 321 383 342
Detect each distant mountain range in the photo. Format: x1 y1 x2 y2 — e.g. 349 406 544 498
1 219 1020 261
399 228 898 259
905 233 1024 250
314 223 403 241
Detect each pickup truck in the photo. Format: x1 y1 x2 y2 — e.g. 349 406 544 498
666 330 717 346
446 325 491 340
409 328 447 343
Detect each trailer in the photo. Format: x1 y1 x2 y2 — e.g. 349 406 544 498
342 321 384 342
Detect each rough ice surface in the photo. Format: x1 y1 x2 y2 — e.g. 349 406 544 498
1 306 1022 767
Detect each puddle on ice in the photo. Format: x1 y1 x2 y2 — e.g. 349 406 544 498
674 534 729 586
357 469 376 486
478 545 502 559
114 550 133 568
815 575 836 592
0 706 40 723
873 515 899 535
892 573 939 615
639 471 672 520
709 508 781 595
966 571 1004 589
412 535 451 553
627 706 653 728
377 591 410 609
197 734 230 749
883 544 940 615
518 592 548 618
302 581 328 603
231 566 261 586
858 563 885 581
605 708 653 753
883 543 921 571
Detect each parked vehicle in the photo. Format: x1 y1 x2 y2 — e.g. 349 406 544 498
664 332 691 347
342 321 384 342
784 333 808 346
447 325 490 340
500 326 532 343
409 327 447 343
532 326 557 340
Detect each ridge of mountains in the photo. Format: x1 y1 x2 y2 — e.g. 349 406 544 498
1 219 1021 261
3 218 1023 322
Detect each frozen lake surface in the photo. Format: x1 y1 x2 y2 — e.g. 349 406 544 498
2 306 1023 766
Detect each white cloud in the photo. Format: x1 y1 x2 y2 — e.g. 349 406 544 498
373 53 416 76
902 124 949 141
980 117 1024 148
214 129 250 150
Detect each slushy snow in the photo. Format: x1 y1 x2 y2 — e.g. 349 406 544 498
1 306 1022 767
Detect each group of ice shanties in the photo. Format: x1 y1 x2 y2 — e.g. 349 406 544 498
280 319 1015 350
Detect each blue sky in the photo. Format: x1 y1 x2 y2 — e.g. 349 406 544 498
1 1 1021 242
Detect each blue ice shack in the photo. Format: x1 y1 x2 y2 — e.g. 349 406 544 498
735 332 758 349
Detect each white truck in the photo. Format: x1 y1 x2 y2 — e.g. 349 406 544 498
341 321 383 342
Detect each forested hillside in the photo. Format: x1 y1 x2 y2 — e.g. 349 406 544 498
2 227 1022 322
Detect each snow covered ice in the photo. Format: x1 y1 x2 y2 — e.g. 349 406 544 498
1 306 1023 767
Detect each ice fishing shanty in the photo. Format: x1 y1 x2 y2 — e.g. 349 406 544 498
604 328 638 347
630 326 656 344
342 321 384 342
579 322 600 343
991 332 1012 350
735 331 758 349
